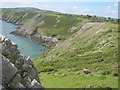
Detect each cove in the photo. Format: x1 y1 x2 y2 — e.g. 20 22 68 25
0 20 49 59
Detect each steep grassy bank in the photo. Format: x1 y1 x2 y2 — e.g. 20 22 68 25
1 8 84 41
33 22 119 88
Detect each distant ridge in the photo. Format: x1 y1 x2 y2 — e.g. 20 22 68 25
1 7 61 14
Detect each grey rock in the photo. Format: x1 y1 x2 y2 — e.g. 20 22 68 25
15 54 24 66
10 74 22 87
0 85 6 90
31 79 43 88
0 35 44 89
26 56 33 66
2 54 18 84
22 63 39 81
15 83 26 88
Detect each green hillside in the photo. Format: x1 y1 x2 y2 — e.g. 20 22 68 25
1 8 119 88
33 22 118 88
1 9 88 41
2 8 118 41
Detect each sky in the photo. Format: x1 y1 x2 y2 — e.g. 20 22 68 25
0 0 119 18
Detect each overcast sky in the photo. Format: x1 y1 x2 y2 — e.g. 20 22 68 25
0 0 119 18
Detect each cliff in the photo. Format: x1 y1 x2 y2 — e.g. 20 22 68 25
0 35 44 89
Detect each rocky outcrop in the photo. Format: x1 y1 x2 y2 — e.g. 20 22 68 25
0 35 44 89
10 30 59 48
1 14 25 25
2 14 59 48
10 20 58 48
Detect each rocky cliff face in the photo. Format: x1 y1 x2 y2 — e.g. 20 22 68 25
10 27 59 48
0 35 44 89
1 14 59 48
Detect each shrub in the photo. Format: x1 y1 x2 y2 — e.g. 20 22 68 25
3 53 12 59
113 72 118 77
40 66 54 72
102 71 111 75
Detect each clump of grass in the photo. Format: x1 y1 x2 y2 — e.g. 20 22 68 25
3 53 12 59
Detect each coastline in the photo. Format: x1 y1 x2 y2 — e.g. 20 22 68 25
1 16 59 48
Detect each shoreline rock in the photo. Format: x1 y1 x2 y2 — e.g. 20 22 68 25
10 30 59 48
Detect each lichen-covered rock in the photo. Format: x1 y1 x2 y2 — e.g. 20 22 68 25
14 83 26 88
10 74 22 87
26 56 34 66
0 35 44 89
0 35 19 63
2 54 18 84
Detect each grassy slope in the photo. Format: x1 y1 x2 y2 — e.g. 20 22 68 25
33 22 118 88
2 9 114 41
2 10 39 22
36 14 87 41
2 10 89 41
2 8 119 88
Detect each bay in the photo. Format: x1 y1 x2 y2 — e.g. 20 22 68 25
0 20 49 59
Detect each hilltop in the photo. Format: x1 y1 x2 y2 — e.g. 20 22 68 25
1 7 60 14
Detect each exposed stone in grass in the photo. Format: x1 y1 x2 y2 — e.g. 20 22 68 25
68 27 77 32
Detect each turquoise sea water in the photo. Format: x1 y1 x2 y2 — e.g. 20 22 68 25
0 20 49 59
